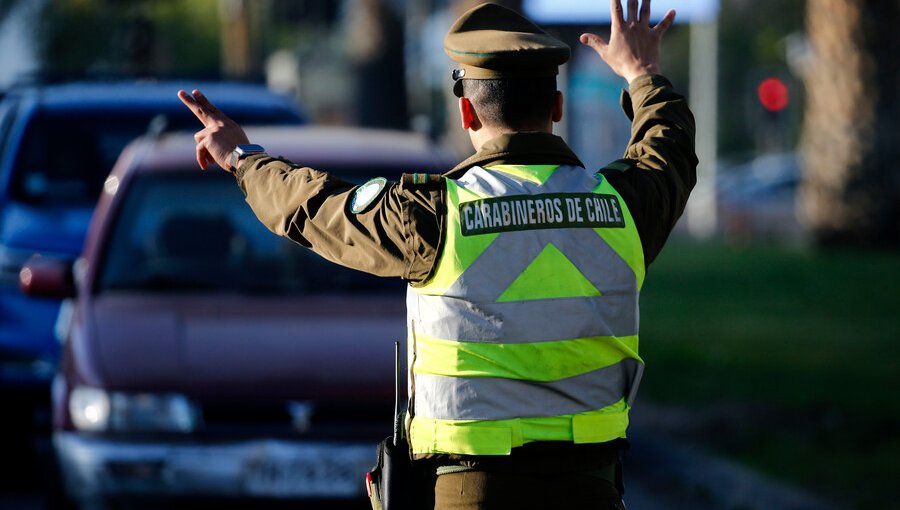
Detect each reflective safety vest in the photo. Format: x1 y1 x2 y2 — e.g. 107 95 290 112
407 164 646 456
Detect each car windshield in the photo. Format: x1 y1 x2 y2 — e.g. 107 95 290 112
98 173 404 295
10 107 300 205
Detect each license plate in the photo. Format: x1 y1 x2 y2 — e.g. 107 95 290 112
243 443 372 498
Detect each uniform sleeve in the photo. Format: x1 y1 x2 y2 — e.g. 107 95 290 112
600 74 698 266
234 154 444 283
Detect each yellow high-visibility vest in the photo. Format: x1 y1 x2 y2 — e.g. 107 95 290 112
407 164 645 455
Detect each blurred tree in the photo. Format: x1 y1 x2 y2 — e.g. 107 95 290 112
346 0 408 129
0 0 221 80
799 0 900 247
219 0 263 79
146 0 221 77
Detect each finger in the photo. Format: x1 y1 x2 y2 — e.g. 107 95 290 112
178 89 213 127
177 89 196 108
196 143 216 171
204 151 217 170
191 89 221 116
626 0 638 23
651 9 676 36
639 0 651 25
579 33 608 52
610 0 624 28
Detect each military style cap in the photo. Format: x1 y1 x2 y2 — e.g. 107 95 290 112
445 3 570 97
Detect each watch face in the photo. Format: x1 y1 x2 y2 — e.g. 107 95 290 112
236 144 265 155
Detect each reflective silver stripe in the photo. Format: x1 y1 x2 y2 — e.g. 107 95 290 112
449 227 637 301
412 293 636 343
414 358 643 421
410 228 639 342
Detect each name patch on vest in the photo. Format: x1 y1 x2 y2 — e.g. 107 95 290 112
459 193 625 236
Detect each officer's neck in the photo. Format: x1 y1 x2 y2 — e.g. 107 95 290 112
468 122 553 151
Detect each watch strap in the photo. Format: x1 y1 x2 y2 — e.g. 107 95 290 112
229 144 265 170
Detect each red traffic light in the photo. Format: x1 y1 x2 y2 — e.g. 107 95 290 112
757 77 789 112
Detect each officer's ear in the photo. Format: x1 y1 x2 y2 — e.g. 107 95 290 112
459 97 482 131
552 91 564 123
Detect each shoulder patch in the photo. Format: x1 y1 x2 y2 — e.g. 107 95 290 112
351 177 388 214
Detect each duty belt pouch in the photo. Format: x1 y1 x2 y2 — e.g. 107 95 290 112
367 434 417 510
366 341 418 510
615 439 629 497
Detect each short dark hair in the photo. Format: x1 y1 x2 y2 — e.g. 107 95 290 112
460 77 557 131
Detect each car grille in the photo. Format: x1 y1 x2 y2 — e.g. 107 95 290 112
198 400 392 441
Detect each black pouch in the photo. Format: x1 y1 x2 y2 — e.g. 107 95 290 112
366 434 418 510
615 438 629 496
366 341 419 510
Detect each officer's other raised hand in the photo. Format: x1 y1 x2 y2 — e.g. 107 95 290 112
177 89 249 173
579 0 675 84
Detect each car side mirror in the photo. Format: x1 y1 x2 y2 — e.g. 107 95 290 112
19 254 76 299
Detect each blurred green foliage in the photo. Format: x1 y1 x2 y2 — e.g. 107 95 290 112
640 241 900 509
29 0 220 77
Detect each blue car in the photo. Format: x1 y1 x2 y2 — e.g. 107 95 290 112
0 80 305 389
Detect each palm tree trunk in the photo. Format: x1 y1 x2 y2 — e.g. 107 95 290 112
799 0 900 247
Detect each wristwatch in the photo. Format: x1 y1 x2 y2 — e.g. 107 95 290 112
228 143 266 170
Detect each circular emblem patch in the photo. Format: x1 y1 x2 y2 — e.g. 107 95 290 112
351 177 388 214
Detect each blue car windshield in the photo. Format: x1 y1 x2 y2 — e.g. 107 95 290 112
98 173 404 295
10 107 300 206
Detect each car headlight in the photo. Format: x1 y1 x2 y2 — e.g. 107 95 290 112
69 386 200 433
69 386 110 432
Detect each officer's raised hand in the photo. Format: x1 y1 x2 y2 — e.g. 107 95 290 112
177 89 250 172
579 0 676 83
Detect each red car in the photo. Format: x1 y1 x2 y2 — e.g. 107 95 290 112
21 126 450 508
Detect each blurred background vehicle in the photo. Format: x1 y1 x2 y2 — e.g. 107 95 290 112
0 81 306 497
0 80 305 393
21 125 451 509
716 151 803 243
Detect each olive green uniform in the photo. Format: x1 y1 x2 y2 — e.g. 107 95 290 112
236 74 696 279
233 73 696 508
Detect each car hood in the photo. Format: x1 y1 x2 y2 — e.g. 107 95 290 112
84 293 406 401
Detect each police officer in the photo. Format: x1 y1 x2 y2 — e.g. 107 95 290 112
180 1 695 508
